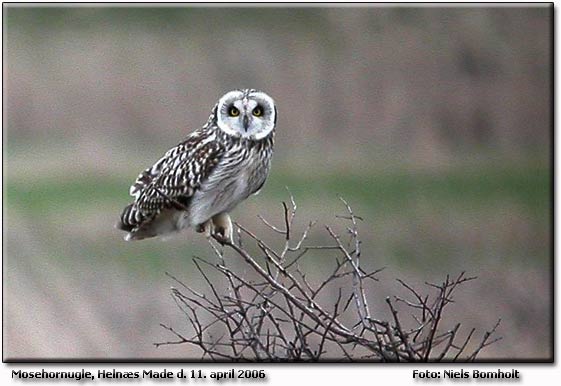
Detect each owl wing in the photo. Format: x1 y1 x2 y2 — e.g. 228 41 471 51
117 131 224 233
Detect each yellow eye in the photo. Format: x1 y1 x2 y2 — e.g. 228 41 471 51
229 106 240 117
252 106 263 117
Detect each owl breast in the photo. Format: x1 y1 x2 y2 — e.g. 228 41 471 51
187 142 272 227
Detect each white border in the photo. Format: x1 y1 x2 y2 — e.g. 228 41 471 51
1 1 556 385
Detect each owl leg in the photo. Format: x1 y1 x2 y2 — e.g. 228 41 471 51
195 220 213 239
212 212 233 244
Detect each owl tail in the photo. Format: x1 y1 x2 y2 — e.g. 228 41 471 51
116 203 142 232
117 204 186 241
116 205 148 241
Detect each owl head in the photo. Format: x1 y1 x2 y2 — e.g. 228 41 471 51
215 89 277 140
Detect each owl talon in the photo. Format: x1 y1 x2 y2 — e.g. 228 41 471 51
211 213 233 245
212 227 233 245
213 228 227 245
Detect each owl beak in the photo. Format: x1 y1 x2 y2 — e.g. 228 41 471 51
242 115 250 131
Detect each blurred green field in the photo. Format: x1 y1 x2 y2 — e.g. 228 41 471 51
6 158 549 218
5 155 550 273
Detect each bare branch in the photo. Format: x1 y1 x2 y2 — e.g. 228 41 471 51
157 195 502 361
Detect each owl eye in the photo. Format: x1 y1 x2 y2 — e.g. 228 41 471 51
228 106 240 117
252 106 263 117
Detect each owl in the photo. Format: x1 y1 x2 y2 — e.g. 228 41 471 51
117 89 276 243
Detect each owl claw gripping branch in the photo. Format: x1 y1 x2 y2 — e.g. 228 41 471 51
117 89 276 243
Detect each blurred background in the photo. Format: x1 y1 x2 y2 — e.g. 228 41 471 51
3 5 551 360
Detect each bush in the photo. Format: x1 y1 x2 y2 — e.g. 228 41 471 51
156 196 501 361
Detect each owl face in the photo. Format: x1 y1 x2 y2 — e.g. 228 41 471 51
216 89 277 140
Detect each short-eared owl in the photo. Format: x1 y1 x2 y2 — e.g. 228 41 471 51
117 89 276 242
